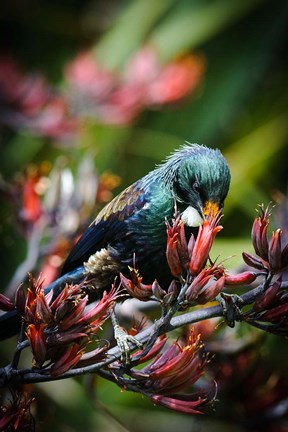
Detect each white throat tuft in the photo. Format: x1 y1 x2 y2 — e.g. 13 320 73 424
181 206 203 227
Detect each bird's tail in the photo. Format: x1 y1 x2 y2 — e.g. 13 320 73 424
0 267 85 341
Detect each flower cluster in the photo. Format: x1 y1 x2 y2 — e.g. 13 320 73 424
65 47 205 125
0 392 35 432
238 204 288 335
14 274 117 375
1 155 120 294
111 329 213 415
120 211 261 308
0 55 76 140
212 332 288 431
165 213 226 305
2 198 288 422
118 213 231 306
0 48 205 138
243 203 288 274
15 156 120 236
244 275 288 335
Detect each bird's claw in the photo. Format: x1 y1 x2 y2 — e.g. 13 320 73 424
114 324 143 365
217 292 244 328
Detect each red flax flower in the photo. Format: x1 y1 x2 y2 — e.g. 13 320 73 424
65 47 205 126
20 274 118 373
26 323 47 367
21 166 43 230
166 215 189 277
185 266 226 305
120 267 153 300
129 330 213 414
0 55 77 140
189 213 223 276
165 212 225 305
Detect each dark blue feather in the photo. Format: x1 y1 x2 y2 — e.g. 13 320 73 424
61 181 150 275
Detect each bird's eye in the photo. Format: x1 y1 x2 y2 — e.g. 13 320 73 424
193 181 200 194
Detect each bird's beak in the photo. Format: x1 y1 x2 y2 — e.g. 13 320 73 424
202 201 220 218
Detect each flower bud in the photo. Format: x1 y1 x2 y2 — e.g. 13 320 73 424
152 280 166 300
35 291 53 323
50 343 84 377
261 302 288 323
268 229 282 272
187 233 195 256
58 297 89 331
185 269 212 303
224 271 258 286
242 252 268 271
15 283 26 314
251 210 269 260
163 280 178 306
197 275 225 304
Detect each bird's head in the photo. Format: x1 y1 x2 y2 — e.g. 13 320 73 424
161 144 231 227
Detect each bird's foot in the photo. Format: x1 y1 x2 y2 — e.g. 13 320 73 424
217 292 244 328
114 324 143 365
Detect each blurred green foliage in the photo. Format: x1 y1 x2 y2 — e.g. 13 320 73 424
0 0 288 430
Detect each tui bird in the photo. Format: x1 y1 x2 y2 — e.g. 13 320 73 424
0 143 231 339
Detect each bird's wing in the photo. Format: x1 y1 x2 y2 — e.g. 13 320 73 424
61 182 148 275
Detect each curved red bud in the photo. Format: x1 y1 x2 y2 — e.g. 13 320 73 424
197 275 225 304
268 229 282 272
224 271 258 286
252 215 269 260
242 252 268 271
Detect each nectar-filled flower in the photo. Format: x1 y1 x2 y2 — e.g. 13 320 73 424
50 343 85 377
120 267 153 300
128 330 212 414
185 265 225 304
26 323 47 367
21 274 117 373
189 214 223 275
166 216 189 277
